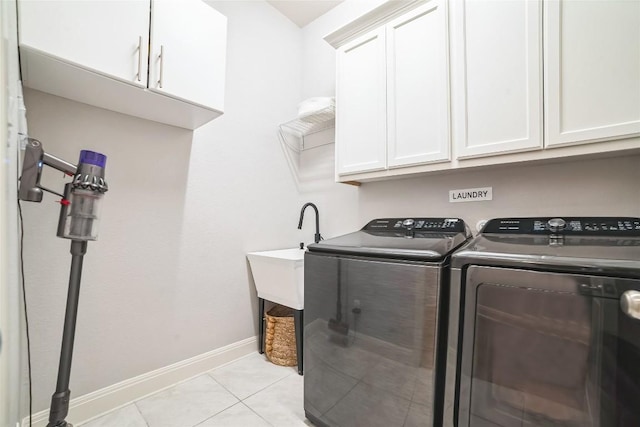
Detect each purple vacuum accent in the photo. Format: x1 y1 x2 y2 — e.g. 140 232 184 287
79 150 107 168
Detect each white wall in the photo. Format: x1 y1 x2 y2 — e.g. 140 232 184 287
19 0 351 412
301 0 640 229
358 157 640 230
23 90 195 412
1 0 25 424
301 0 387 99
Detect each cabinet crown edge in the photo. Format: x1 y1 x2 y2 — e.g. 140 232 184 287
324 0 428 49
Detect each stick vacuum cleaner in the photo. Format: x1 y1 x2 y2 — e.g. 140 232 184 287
19 138 108 427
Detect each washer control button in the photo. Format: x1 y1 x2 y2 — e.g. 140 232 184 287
402 219 415 228
548 218 567 233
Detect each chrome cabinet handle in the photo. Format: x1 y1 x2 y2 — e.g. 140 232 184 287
136 36 142 82
158 45 164 88
621 290 640 320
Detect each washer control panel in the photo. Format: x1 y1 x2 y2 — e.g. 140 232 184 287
364 218 466 232
483 217 640 236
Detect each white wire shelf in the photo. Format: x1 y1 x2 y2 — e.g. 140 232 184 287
278 105 335 152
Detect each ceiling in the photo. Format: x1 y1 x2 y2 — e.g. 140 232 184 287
266 0 345 28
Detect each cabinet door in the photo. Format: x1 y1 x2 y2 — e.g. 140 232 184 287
336 28 387 175
450 0 542 158
18 0 149 87
150 0 227 112
387 0 450 168
544 0 640 147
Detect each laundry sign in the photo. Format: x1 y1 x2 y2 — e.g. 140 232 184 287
449 187 493 203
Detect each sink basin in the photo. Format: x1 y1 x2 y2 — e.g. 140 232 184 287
247 248 304 310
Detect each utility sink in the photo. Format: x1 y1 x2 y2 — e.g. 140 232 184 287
247 248 304 310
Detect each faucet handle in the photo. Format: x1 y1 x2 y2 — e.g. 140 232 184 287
299 242 304 250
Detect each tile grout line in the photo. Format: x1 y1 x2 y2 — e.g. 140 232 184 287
88 354 297 427
239 401 276 427
205 371 246 402
191 364 295 427
190 401 241 427
195 397 239 427
238 368 296 402
181 376 241 427
206 355 296 402
133 374 240 427
132 401 151 427
240 371 303 427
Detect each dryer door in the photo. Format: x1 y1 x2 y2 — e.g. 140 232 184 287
457 266 640 427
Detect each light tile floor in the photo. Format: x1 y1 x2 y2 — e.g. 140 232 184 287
79 353 312 427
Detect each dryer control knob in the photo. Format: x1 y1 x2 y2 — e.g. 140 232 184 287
548 218 567 232
621 290 640 320
402 219 415 228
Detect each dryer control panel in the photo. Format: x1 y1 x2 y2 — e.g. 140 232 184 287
483 217 640 236
364 217 467 232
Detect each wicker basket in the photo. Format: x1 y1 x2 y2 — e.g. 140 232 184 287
265 304 297 367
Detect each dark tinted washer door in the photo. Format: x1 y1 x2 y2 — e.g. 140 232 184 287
304 252 442 427
458 266 640 427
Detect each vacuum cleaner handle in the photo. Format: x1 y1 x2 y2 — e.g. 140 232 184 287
19 138 45 202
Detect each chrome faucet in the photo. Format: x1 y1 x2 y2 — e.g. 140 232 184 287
298 202 322 244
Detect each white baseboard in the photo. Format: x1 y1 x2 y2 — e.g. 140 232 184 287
23 336 257 427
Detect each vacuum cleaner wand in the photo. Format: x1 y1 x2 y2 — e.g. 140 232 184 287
19 138 108 427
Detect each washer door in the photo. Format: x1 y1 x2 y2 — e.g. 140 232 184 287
457 266 640 427
303 253 443 427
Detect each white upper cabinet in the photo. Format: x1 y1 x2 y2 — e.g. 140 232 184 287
450 0 542 158
18 0 227 129
335 1 449 176
150 0 227 111
544 0 640 147
336 28 387 175
18 0 150 87
328 0 639 183
387 1 450 168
